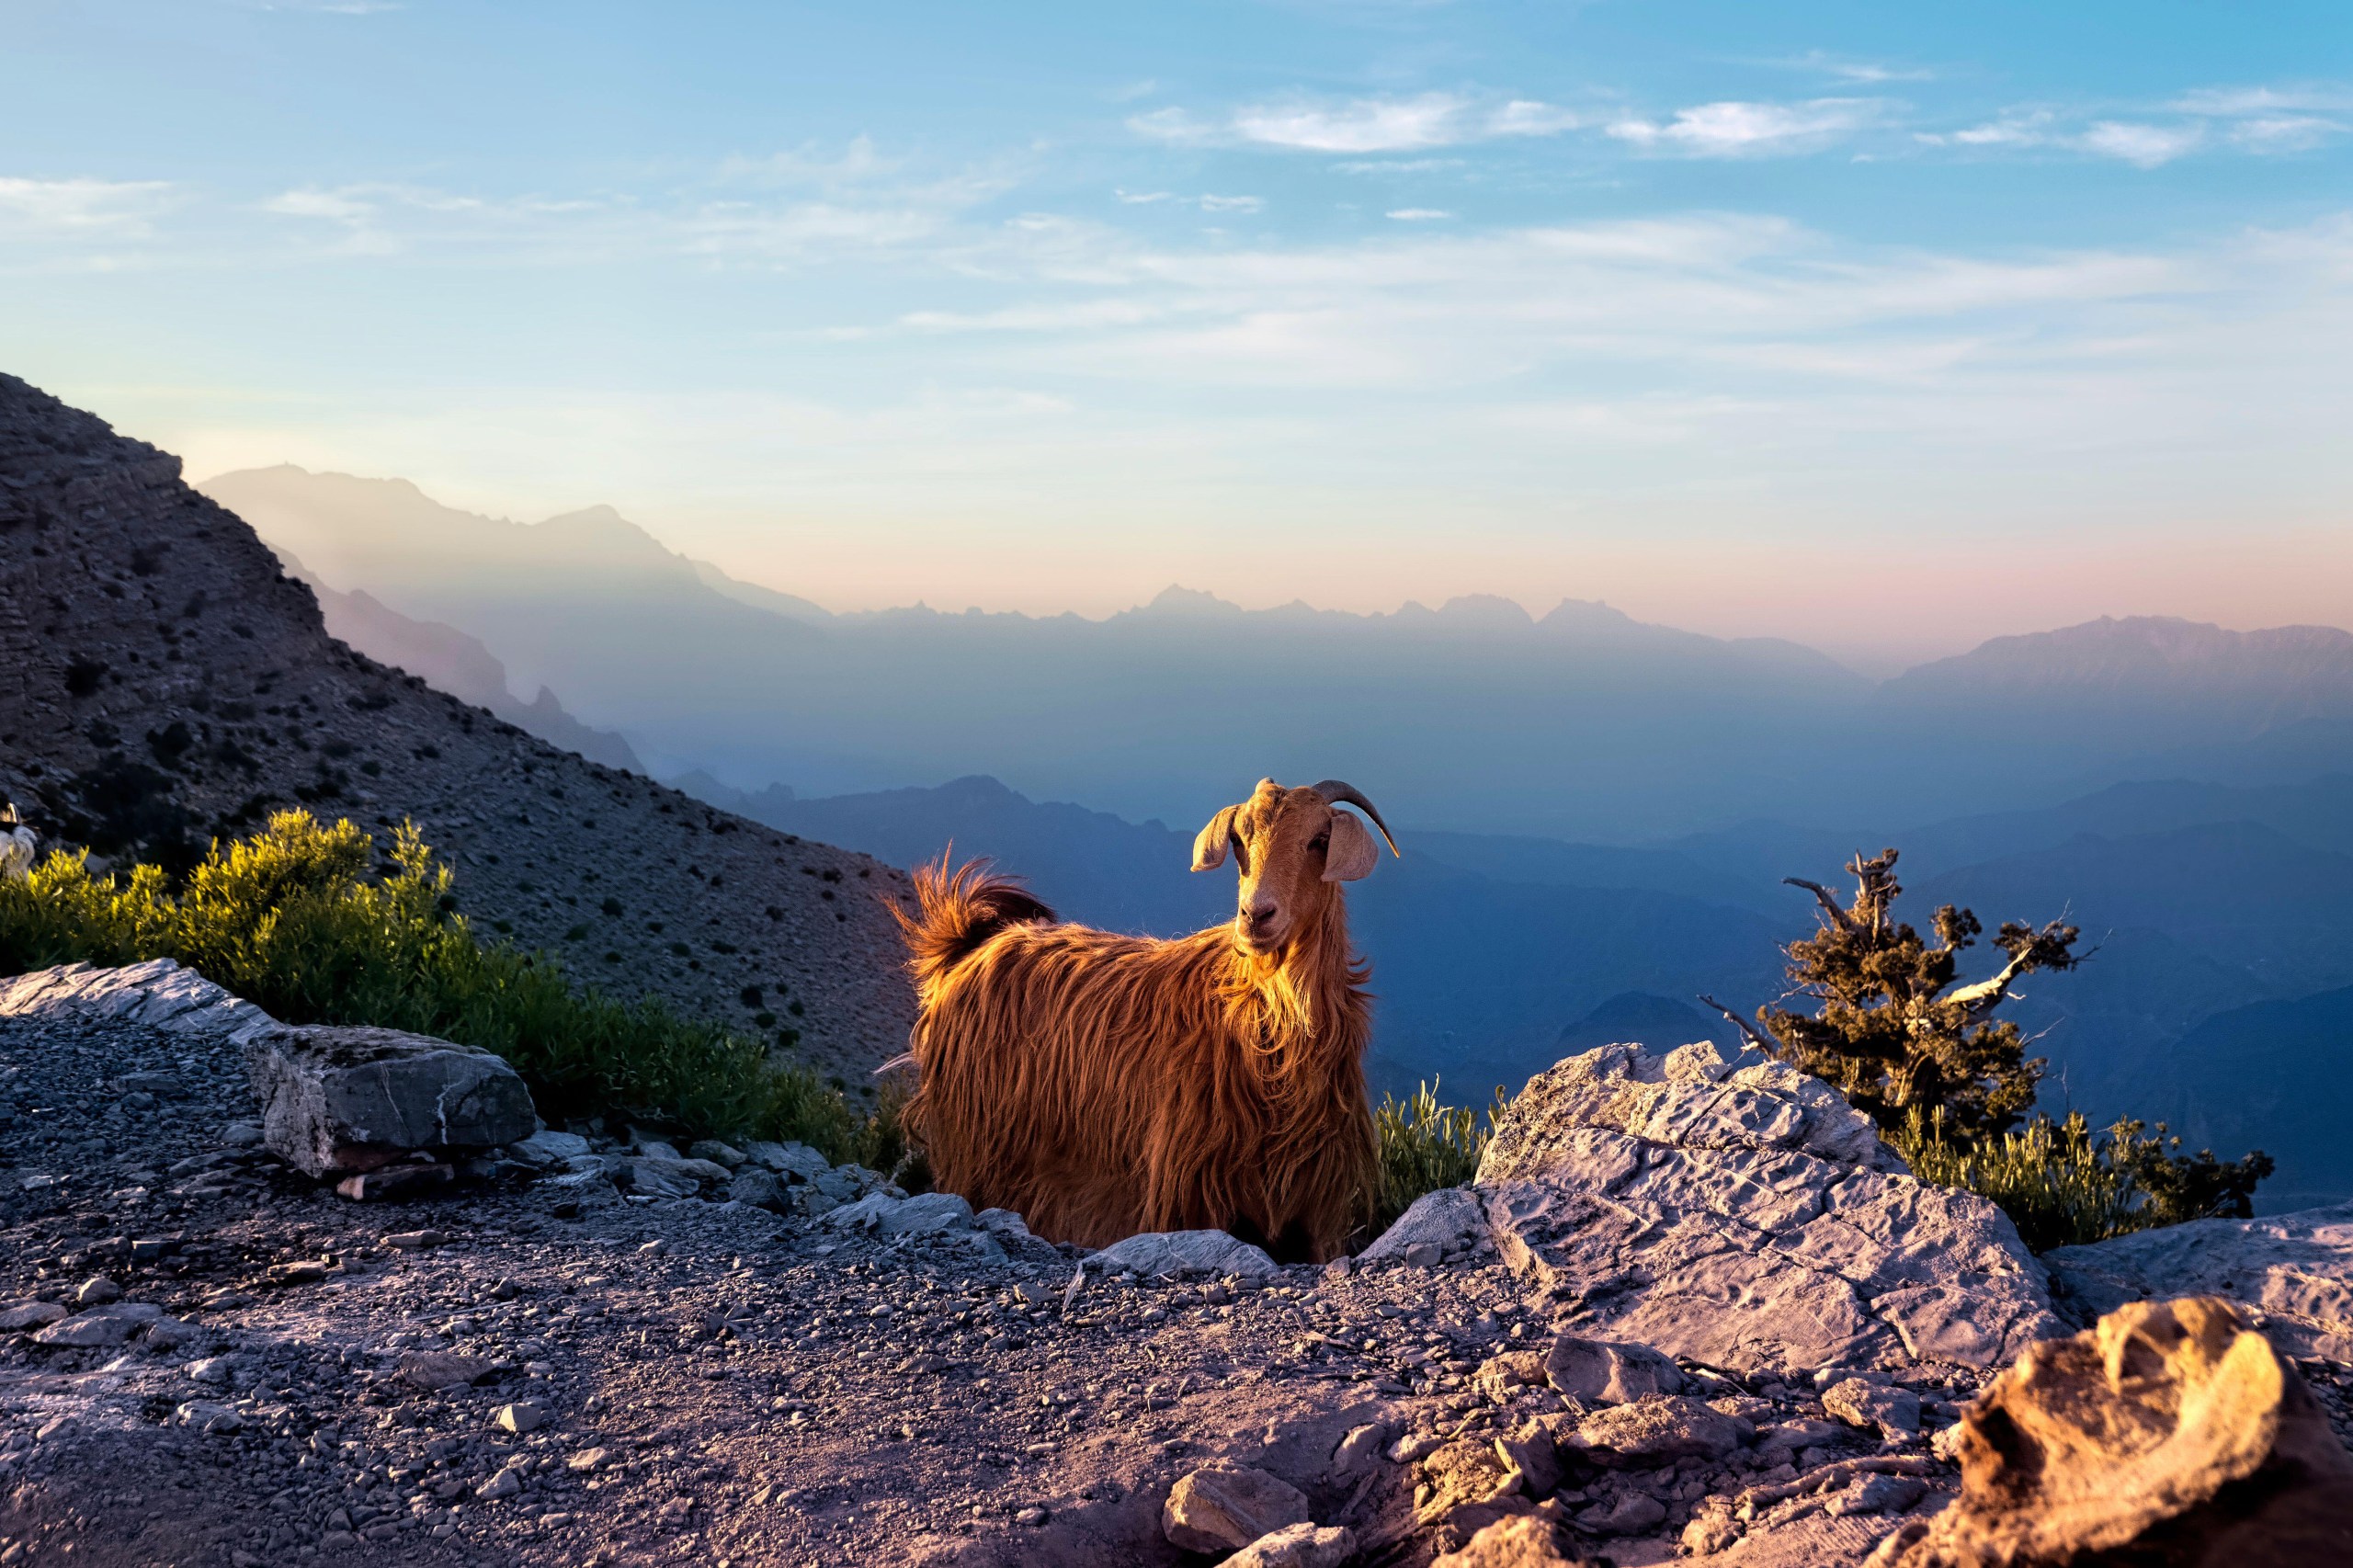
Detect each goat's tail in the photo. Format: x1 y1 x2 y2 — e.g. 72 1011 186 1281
891 853 1057 994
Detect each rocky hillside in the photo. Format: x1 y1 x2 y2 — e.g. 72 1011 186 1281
0 373 914 1081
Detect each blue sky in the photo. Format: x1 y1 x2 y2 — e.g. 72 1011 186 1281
6 1 2350 665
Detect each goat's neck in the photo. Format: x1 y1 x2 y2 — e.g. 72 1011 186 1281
1224 898 1368 1074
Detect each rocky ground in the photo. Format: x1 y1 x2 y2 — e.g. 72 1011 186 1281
6 963 2353 1568
0 372 914 1081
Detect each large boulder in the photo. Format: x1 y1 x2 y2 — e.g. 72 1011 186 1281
245 1024 536 1176
1877 1295 2353 1567
2044 1199 2353 1361
1475 1042 2056 1373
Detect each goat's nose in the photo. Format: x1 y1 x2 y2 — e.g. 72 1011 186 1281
1245 898 1279 927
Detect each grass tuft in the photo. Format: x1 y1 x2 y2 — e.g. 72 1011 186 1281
1372 1078 1501 1233
1892 1105 2274 1253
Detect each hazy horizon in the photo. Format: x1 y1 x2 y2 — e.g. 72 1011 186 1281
198 460 2352 676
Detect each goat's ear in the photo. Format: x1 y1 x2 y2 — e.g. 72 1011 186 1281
1323 809 1380 882
1191 805 1239 872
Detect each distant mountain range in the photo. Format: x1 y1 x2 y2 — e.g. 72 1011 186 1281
200 465 2353 841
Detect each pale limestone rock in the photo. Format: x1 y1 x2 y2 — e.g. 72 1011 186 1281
1433 1514 1586 1566
1225 1522 1357 1568
1546 1334 1685 1404
1360 1186 1488 1265
2044 1199 2353 1361
1822 1378 1921 1438
1563 1394 1745 1465
1475 1042 2054 1373
1161 1463 1311 1552
1092 1229 1279 1279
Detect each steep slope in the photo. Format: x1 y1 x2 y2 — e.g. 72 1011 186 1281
0 375 914 1081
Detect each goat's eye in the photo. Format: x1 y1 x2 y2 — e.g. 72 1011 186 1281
1229 829 1248 873
1310 833 1329 853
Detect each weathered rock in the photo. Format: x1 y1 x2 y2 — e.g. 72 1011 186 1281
744 1140 831 1180
687 1139 746 1167
1579 1489 1667 1535
245 1024 535 1176
0 1301 69 1332
1093 1229 1279 1279
617 1156 707 1199
1546 1334 1685 1404
1227 1522 1358 1568
1475 1043 2055 1373
874 1191 974 1235
1563 1394 1745 1464
2044 1199 2353 1361
1434 1514 1586 1567
74 1275 120 1306
1823 1472 1924 1517
506 1130 591 1166
1883 1295 2353 1567
335 1163 453 1202
729 1167 790 1211
1361 1187 1489 1265
1162 1463 1313 1551
1821 1378 1921 1438
397 1351 496 1391
1494 1426 1564 1495
31 1301 167 1347
494 1402 546 1434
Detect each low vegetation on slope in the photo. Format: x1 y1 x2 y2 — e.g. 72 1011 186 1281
0 810 895 1167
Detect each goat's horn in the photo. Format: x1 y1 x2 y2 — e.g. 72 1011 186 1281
1310 780 1400 858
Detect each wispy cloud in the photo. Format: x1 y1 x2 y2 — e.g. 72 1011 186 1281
1386 208 1453 222
1132 91 1592 153
2077 120 2205 167
0 176 177 236
1607 99 1887 157
1923 83 2347 165
1768 51 1935 85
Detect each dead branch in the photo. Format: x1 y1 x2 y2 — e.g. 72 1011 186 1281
1699 994 1777 1054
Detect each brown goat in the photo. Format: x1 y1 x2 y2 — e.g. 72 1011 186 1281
892 778 1399 1263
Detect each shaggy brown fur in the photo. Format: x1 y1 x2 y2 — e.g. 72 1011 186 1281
892 778 1394 1262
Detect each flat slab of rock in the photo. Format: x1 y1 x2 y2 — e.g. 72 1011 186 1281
2043 1199 2353 1361
246 1024 536 1177
31 1301 169 1347
1092 1229 1279 1279
1473 1042 2055 1373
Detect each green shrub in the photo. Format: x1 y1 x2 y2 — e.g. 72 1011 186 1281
1373 1078 1501 1233
1892 1106 2276 1253
0 811 876 1163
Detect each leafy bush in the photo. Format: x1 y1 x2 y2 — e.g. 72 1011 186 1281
0 811 874 1162
1373 1078 1500 1232
1893 1106 2276 1253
